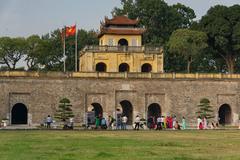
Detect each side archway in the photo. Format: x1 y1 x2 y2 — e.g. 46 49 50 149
120 100 133 125
96 62 107 72
119 63 130 72
141 63 152 72
11 103 28 124
91 103 103 117
218 104 232 125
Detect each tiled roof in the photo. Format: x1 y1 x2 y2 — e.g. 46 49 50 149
105 16 139 25
98 28 145 38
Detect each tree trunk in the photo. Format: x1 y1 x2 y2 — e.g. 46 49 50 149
225 54 235 74
187 57 193 73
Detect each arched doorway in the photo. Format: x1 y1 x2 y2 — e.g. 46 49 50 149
91 103 103 117
218 104 232 125
120 100 133 125
96 62 107 72
11 103 28 124
118 39 128 46
119 63 130 72
141 63 152 72
147 103 161 121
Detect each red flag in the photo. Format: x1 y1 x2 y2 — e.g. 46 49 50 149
66 25 76 37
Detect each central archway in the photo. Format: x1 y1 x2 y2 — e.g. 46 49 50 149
119 63 130 72
147 103 161 121
218 104 232 125
120 100 133 125
118 39 128 46
96 62 107 72
11 103 28 124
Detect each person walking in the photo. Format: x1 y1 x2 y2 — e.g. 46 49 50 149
46 115 52 129
203 116 208 129
95 116 100 129
122 115 128 130
108 115 113 130
182 117 186 130
156 116 161 130
162 116 166 129
197 116 202 130
134 115 140 130
69 117 74 129
116 115 121 130
101 117 107 129
172 115 176 130
169 116 173 129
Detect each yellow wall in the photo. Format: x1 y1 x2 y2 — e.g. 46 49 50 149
99 34 142 46
79 50 164 73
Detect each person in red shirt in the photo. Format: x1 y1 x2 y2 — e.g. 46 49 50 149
199 122 203 130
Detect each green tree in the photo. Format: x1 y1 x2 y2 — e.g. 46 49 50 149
23 29 98 72
199 5 240 73
0 37 27 70
196 98 214 120
172 3 196 28
54 98 74 122
112 0 138 19
32 30 64 71
167 29 208 73
25 35 42 70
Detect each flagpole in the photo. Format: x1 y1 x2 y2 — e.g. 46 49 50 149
75 23 78 72
63 26 66 73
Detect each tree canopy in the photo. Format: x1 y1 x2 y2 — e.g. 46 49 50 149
198 5 240 73
0 37 27 70
0 29 98 71
167 29 208 73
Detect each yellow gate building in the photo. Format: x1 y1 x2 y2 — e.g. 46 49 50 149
79 16 164 73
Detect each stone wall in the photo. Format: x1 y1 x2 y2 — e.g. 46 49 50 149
0 72 239 127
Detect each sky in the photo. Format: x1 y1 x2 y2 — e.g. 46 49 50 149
0 0 240 37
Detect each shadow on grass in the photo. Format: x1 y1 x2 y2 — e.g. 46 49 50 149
95 152 115 158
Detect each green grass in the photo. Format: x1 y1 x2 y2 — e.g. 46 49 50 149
0 130 239 160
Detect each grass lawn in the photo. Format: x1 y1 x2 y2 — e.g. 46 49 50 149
0 130 239 160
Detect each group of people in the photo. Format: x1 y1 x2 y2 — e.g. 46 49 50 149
42 115 74 129
43 114 240 130
92 114 186 130
94 115 108 129
197 116 219 130
114 115 145 130
148 115 185 130
91 114 142 130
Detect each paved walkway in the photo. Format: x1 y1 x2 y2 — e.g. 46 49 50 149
1 125 38 130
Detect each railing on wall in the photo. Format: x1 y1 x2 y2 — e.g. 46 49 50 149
2 71 240 80
82 45 162 54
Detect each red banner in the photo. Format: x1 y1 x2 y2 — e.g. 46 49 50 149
66 25 76 37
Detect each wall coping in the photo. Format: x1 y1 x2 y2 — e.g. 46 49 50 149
1 71 240 80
